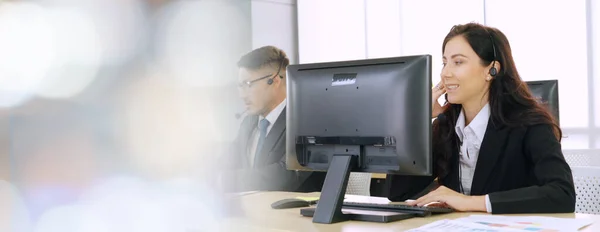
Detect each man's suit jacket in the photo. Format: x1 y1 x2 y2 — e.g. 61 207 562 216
222 108 325 192
386 120 576 214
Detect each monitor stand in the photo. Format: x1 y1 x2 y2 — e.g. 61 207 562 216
312 154 355 224
308 154 420 224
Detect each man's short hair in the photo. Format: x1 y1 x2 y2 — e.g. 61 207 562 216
237 46 290 73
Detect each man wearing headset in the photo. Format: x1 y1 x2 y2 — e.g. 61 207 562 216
221 46 325 192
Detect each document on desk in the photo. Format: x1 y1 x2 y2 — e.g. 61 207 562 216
407 215 593 232
406 219 523 232
456 215 593 232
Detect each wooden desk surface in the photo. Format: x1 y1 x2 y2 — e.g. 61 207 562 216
371 173 386 179
223 191 600 232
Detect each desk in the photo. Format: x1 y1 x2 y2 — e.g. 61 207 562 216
224 191 600 231
372 173 386 179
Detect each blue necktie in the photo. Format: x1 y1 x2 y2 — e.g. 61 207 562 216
253 119 270 167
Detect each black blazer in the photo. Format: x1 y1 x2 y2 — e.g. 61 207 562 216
386 119 576 214
221 108 325 192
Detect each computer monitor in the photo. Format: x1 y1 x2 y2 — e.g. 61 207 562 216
525 80 560 126
286 55 432 224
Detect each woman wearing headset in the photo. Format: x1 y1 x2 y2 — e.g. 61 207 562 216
386 23 575 214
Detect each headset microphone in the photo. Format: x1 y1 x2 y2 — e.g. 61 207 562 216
235 110 247 119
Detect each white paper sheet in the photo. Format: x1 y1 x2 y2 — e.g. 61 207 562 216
406 219 523 232
343 194 391 204
456 215 593 232
408 215 594 232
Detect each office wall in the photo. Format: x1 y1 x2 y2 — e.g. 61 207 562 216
592 0 600 147
486 0 589 145
297 0 366 63
251 0 298 64
298 0 600 149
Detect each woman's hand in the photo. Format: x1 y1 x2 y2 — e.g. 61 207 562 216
407 186 487 212
432 81 448 118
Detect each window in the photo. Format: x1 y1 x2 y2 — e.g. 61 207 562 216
592 0 600 127
399 0 484 87
298 0 366 63
486 0 588 129
365 0 402 59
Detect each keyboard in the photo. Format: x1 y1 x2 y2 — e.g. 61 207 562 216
342 202 454 215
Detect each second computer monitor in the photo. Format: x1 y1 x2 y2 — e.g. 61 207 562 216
286 55 433 176
526 80 560 126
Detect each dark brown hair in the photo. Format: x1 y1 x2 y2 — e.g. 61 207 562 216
237 45 290 74
433 23 561 180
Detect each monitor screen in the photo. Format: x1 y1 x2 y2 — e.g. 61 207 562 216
286 55 433 176
526 80 560 126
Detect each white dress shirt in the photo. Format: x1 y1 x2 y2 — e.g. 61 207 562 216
454 103 493 213
248 99 287 167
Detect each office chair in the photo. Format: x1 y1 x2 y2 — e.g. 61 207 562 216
346 173 372 196
571 166 600 215
562 149 600 167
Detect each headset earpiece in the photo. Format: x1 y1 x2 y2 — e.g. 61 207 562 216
268 57 285 85
489 66 497 77
485 27 498 77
